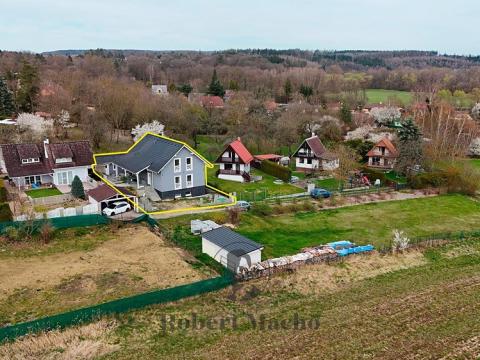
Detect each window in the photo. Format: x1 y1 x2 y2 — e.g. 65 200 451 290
25 175 41 186
55 157 72 164
186 174 193 188
299 158 305 164
57 171 73 185
21 158 40 164
174 175 182 190
185 157 192 171
174 158 181 172
307 158 312 165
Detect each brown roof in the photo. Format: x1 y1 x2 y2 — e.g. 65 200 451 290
50 143 73 159
305 136 338 161
1 140 93 178
17 144 41 159
367 138 398 158
87 184 134 202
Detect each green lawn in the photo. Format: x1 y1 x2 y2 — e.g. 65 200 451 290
365 89 413 105
207 167 303 200
468 158 480 170
25 188 62 198
236 194 480 257
315 177 343 191
385 170 407 184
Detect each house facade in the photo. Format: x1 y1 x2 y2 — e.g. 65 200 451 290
215 138 253 183
96 134 210 200
292 135 339 172
1 139 93 188
367 138 398 170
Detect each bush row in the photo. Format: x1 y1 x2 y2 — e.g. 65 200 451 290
259 160 292 182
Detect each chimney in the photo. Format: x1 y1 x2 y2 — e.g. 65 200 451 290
43 138 49 159
311 132 315 137
237 137 241 141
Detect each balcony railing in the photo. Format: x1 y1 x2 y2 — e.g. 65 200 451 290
217 157 241 163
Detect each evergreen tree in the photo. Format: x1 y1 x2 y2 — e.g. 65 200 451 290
299 84 313 100
398 118 421 142
71 175 85 199
207 69 225 97
395 118 423 175
0 79 15 118
178 84 193 97
339 102 352 124
16 61 39 113
284 79 292 102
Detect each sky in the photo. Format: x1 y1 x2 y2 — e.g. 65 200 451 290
0 0 478 54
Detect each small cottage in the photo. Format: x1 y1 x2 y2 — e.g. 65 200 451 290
367 138 398 170
215 138 254 182
292 135 339 172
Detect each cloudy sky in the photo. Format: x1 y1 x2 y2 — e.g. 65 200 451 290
1 0 478 54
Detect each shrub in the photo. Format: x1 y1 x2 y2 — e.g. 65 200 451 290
39 222 55 244
251 202 273 216
259 160 292 182
71 175 85 199
4 226 20 242
226 207 241 225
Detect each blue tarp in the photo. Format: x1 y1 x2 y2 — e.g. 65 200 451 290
327 241 374 256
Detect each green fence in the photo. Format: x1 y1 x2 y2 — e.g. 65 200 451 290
0 271 234 342
0 214 235 343
0 214 111 234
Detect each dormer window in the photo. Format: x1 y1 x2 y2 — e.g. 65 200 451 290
55 157 72 164
21 158 40 164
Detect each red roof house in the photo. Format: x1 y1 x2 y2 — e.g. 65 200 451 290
201 96 224 109
215 138 253 182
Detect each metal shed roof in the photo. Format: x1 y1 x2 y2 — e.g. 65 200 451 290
202 226 263 257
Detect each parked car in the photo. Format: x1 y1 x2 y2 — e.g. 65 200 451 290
310 188 331 199
235 200 251 211
102 201 131 216
290 175 300 183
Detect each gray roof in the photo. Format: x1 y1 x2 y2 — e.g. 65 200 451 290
95 134 185 173
202 226 263 257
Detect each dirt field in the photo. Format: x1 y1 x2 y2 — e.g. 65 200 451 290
0 224 206 325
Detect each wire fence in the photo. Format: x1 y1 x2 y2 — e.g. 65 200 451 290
0 214 235 343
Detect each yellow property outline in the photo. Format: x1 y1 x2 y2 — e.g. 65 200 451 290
91 131 237 215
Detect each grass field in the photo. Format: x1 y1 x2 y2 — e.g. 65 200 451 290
7 237 480 359
365 89 413 105
315 177 342 191
237 194 480 257
25 188 62 198
208 167 303 199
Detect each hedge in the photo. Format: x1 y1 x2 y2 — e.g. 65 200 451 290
259 160 292 182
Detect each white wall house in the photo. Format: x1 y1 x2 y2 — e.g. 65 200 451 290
1 139 93 189
293 135 339 172
215 138 254 183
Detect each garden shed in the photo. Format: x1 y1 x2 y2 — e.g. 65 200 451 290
201 226 263 273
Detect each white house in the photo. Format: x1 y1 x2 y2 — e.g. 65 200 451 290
215 138 254 182
292 135 339 172
201 226 264 273
1 139 93 188
151 85 168 95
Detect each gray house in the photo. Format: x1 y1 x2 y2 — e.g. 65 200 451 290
95 134 211 200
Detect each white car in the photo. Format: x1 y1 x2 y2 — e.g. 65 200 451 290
102 201 131 216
